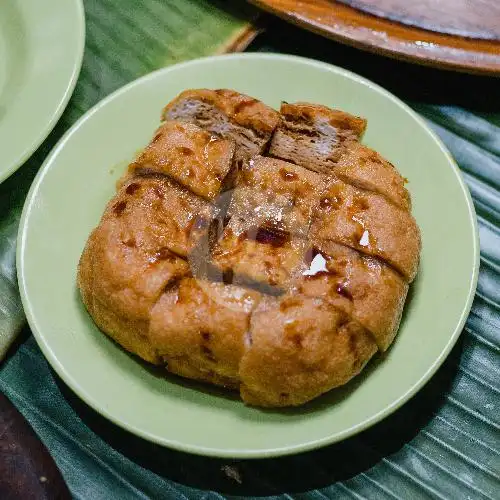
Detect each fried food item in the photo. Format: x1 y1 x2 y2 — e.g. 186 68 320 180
77 178 194 363
78 90 421 407
334 142 411 210
239 294 377 407
129 121 236 201
292 241 409 351
269 103 409 211
228 156 326 237
310 177 420 282
150 278 261 387
269 102 366 172
110 175 216 259
211 217 308 291
163 89 280 164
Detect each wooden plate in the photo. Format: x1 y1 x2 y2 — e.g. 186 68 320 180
248 0 500 75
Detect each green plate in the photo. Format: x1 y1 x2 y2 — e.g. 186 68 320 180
0 0 84 183
17 54 479 458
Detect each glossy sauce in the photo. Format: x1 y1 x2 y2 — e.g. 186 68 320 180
178 146 193 156
319 195 342 210
113 201 127 216
125 182 140 195
336 281 353 300
279 168 299 181
242 226 291 248
148 247 174 264
122 238 136 248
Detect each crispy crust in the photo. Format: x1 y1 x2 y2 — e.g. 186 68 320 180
239 295 377 407
269 102 367 172
163 89 280 137
335 142 411 211
78 90 420 407
310 177 421 282
228 156 326 237
129 121 236 201
163 89 280 162
292 241 409 351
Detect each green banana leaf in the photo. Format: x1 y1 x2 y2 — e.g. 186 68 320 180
0 0 257 358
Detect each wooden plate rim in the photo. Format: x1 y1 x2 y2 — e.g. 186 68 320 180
248 0 500 75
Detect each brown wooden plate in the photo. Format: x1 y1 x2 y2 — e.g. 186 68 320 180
247 0 500 75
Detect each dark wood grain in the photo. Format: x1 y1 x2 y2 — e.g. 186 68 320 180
338 0 500 40
0 392 71 500
247 0 500 75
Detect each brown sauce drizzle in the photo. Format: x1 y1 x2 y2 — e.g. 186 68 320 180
178 146 193 156
353 195 369 211
319 195 342 211
243 226 291 248
222 269 234 285
125 183 140 195
122 238 136 248
291 334 303 348
336 281 353 300
153 186 164 199
279 296 302 311
113 201 127 216
152 132 163 143
279 168 299 181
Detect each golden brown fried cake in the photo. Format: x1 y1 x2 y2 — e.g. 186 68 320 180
269 102 366 173
335 142 411 211
108 176 216 259
79 89 421 408
150 278 260 387
77 180 194 363
163 89 281 163
292 241 409 351
239 295 377 407
310 178 420 282
211 217 308 291
228 156 326 237
128 121 236 201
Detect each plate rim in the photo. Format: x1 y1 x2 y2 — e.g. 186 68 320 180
0 0 86 184
17 53 480 458
248 0 500 76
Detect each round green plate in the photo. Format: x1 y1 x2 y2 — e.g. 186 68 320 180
0 0 85 183
17 54 479 458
